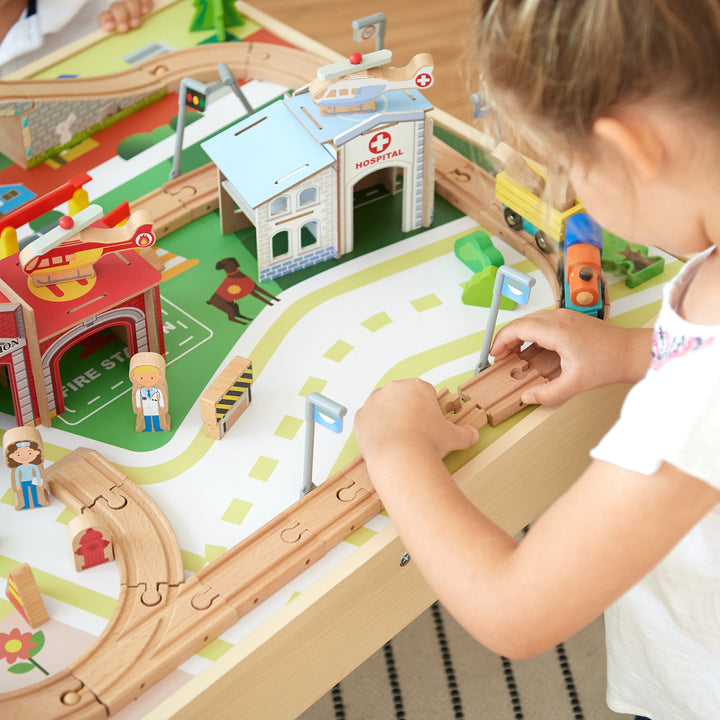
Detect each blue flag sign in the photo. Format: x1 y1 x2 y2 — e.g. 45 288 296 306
302 392 348 496
501 273 532 305
314 406 343 433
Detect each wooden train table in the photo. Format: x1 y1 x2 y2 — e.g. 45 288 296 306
0 2 679 718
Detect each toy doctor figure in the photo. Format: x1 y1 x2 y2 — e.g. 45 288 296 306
129 352 170 432
134 367 164 431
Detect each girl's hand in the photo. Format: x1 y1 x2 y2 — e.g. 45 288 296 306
354 378 478 467
490 309 652 406
99 0 153 33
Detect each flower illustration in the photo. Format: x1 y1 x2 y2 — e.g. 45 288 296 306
1 628 48 675
1 628 35 664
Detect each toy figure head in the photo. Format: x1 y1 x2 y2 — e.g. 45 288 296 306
132 365 162 389
5 441 43 467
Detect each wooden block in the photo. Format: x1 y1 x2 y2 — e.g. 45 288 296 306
6 563 48 628
129 351 170 432
200 356 253 439
491 142 545 197
68 513 114 572
2 425 50 510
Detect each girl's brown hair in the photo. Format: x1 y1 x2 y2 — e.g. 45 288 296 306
476 0 720 148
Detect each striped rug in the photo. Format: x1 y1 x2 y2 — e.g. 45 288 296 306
300 602 633 720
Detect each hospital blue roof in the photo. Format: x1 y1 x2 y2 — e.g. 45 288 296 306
201 87 433 209
201 100 336 209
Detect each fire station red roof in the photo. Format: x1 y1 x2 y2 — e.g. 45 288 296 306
0 250 161 342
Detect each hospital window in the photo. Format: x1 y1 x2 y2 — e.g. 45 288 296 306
272 230 290 258
300 221 319 249
269 195 289 217
298 186 318 207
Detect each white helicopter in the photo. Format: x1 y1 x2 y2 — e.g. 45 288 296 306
305 50 434 115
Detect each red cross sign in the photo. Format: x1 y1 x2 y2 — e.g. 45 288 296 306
369 131 391 154
415 72 433 88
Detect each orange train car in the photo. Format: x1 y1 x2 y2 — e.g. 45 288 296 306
563 212 604 317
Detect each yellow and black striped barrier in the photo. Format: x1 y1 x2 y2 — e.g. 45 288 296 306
200 356 253 440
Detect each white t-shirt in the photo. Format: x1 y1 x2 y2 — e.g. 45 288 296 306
591 246 720 720
0 0 109 77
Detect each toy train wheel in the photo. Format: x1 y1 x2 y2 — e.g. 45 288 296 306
503 207 523 231
535 230 553 254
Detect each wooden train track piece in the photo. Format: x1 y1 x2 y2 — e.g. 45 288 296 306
68 579 237 715
0 42 329 168
193 460 382 620
458 346 560 427
46 449 184 604
0 668 105 719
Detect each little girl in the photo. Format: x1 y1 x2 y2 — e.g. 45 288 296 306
354 2 720 718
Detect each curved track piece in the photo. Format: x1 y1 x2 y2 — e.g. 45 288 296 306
0 42 329 167
0 669 105 719
46 448 184 594
433 137 564 306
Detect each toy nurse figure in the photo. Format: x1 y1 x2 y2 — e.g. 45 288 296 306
129 351 170 432
3 426 50 511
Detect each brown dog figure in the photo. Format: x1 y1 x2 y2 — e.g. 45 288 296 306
207 258 280 323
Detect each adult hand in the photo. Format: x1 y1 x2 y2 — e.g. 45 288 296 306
98 0 153 33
